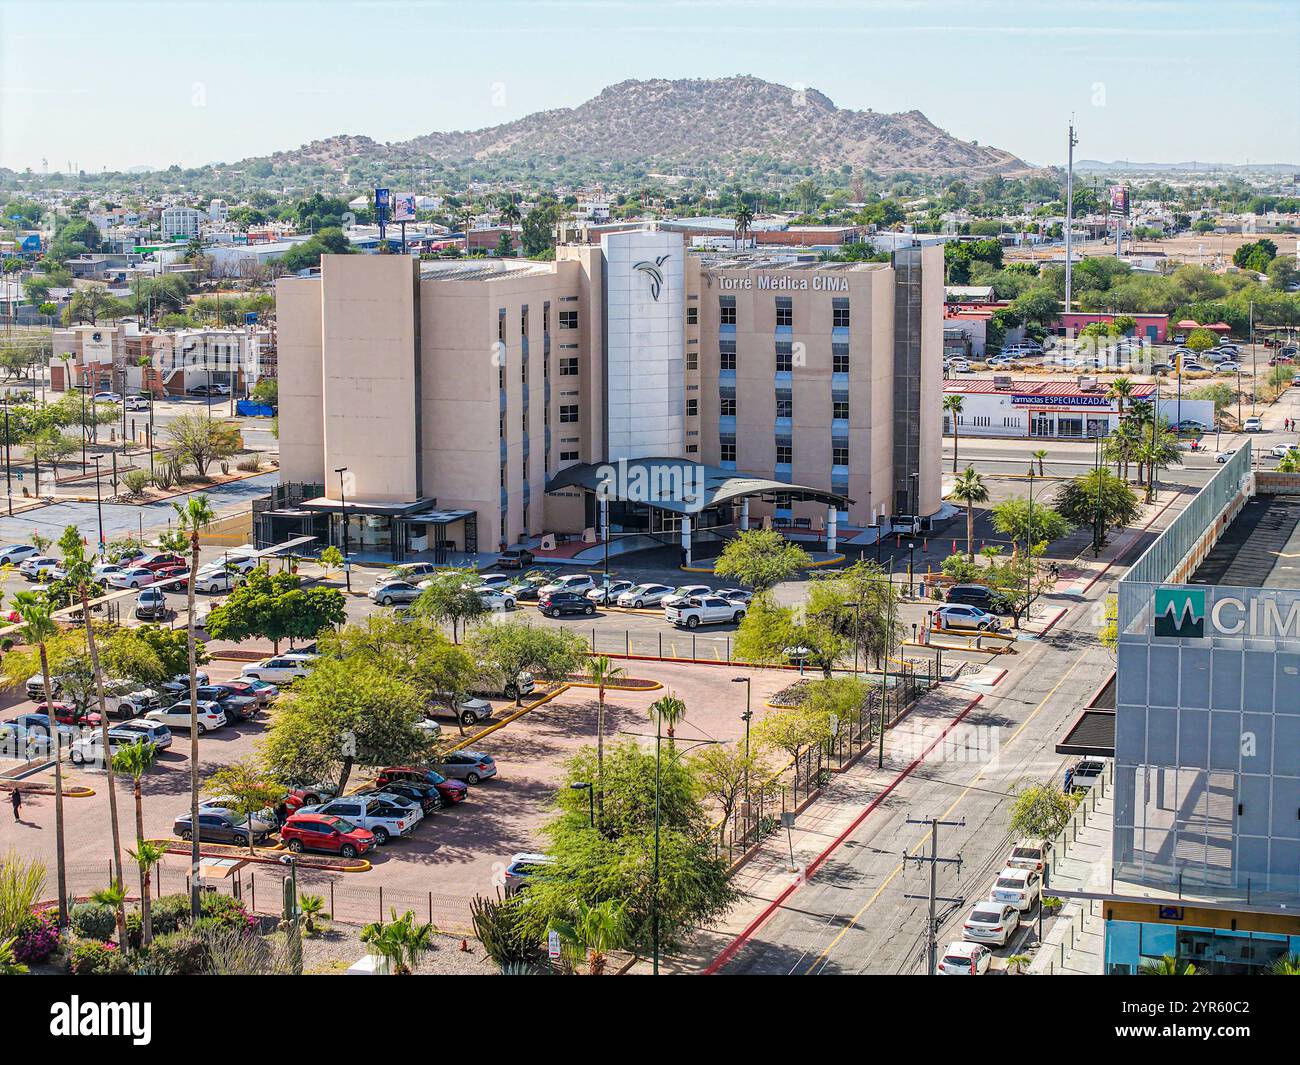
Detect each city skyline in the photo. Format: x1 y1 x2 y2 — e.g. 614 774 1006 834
1 0 1296 174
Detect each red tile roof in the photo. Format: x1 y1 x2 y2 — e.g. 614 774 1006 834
943 380 1156 398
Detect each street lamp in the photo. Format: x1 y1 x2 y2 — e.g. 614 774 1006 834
335 466 351 592
732 676 752 801
90 455 105 553
1025 462 1036 629
569 781 594 827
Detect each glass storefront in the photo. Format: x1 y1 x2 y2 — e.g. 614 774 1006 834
1105 920 1300 975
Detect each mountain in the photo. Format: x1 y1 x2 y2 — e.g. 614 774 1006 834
1077 159 1298 174
400 77 1032 176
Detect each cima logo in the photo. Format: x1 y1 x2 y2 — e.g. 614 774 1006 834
633 255 670 301
1154 587 1205 638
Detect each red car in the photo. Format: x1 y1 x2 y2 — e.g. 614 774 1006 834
32 701 101 727
151 563 190 581
376 766 468 805
140 553 186 573
280 813 375 858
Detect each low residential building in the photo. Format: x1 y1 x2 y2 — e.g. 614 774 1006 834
160 206 205 241
1054 311 1169 345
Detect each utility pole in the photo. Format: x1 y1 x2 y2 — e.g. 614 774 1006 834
903 816 965 975
1064 119 1077 312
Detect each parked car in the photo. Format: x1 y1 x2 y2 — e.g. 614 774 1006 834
107 566 156 589
503 853 556 895
299 796 421 845
1243 417 1263 432
962 900 1020 947
662 585 712 609
125 395 149 411
474 587 517 611
587 579 634 605
984 354 1014 368
538 590 596 617
108 719 173 750
1174 419 1208 433
469 672 535 701
616 583 674 609
990 867 1042 912
429 695 494 727
375 562 440 585
1215 361 1244 374
503 575 548 602
19 556 61 581
934 604 1002 631
27 703 101 728
0 544 38 566
937 942 992 975
666 594 746 629
1006 839 1052 873
1065 758 1106 792
1215 450 1237 463
0 722 46 759
159 671 212 698
716 588 754 606
145 701 227 733
944 584 1007 613
280 813 376 858
240 654 317 684
375 766 468 805
223 678 278 707
24 672 64 700
357 779 442 815
101 687 160 720
431 750 498 785
475 573 515 591
496 548 536 569
946 357 971 373
1271 444 1297 459
139 553 185 572
195 569 237 594
368 580 422 606
151 563 190 582
173 811 273 847
92 391 122 403
538 573 597 597
134 588 169 620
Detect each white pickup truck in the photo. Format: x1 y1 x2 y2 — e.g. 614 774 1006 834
299 795 422 845
665 594 747 629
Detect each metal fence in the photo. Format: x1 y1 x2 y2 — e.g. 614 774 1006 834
711 664 930 866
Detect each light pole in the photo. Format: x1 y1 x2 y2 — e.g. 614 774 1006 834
1025 462 1036 629
2 404 10 517
335 466 351 592
90 455 105 553
569 781 593 826
732 676 752 801
878 558 896 769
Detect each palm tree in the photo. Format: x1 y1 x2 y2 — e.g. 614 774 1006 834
1266 953 1300 975
173 495 214 918
1108 376 1135 422
90 882 127 945
298 893 329 935
647 692 688 747
549 899 630 975
1278 450 1300 473
361 908 436 975
948 467 989 559
1139 954 1201 975
1031 448 1048 477
113 740 158 940
585 656 625 827
1105 421 1141 481
943 395 964 473
13 591 67 925
733 199 755 246
126 841 166 946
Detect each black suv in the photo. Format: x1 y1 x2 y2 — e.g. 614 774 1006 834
945 583 1007 613
538 591 596 618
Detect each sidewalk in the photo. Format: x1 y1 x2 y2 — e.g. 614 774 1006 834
1049 486 1188 597
631 680 983 974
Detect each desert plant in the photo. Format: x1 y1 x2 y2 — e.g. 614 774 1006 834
121 469 152 498
69 901 116 942
10 909 60 963
68 938 127 975
360 908 436 975
470 893 544 968
0 849 47 939
297 893 328 935
0 937 28 975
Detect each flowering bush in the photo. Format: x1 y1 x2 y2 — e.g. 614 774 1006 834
68 939 126 976
11 910 61 963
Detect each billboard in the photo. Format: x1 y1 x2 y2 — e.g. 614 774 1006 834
1109 185 1130 217
373 188 391 215
391 193 416 223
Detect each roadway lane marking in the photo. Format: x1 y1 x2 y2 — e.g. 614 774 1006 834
801 655 1087 974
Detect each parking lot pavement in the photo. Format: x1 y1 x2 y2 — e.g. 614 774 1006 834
0 657 819 919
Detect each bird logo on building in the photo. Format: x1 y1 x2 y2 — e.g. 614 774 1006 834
1153 587 1205 638
633 255 670 301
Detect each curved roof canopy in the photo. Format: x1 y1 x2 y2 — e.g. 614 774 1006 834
545 457 851 515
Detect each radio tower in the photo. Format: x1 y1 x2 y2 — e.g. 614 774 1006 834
1064 118 1077 312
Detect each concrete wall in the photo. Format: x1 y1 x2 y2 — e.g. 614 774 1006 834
275 275 325 484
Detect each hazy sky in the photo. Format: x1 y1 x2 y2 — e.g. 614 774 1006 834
1 0 1295 173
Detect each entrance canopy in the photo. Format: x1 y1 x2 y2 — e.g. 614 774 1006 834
545 457 851 513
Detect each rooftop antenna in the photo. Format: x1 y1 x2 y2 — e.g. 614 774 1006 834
1064 117 1077 312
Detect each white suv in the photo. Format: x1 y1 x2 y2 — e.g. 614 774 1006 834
989 867 1042 912
538 573 596 596
241 653 318 684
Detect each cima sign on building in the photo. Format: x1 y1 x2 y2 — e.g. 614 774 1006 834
1154 586 1300 639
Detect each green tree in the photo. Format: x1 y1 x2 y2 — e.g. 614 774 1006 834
990 496 1073 549
411 567 488 643
1139 954 1202 976
1184 327 1217 352
162 413 241 477
360 908 436 975
942 394 964 473
1008 782 1075 839
753 702 836 767
466 620 586 706
689 743 768 846
713 528 812 593
203 759 286 855
584 655 625 824
113 741 160 944
204 568 346 653
1053 468 1140 548
948 467 989 559
549 900 630 975
805 561 902 670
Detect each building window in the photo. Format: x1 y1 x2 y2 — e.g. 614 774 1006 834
776 297 792 327
687 306 698 325
686 444 699 454
720 441 736 463
559 357 579 376
776 443 793 465
560 449 579 461
499 414 506 439
521 409 528 434
498 310 506 341
687 351 698 370
558 310 578 329
500 464 507 487
543 301 550 334
776 395 792 418
720 395 736 417
521 307 529 335
720 349 736 371
686 399 698 417
776 341 793 372
833 446 849 465
559 405 579 423
720 297 736 326
833 351 850 373
833 399 850 420
832 298 850 328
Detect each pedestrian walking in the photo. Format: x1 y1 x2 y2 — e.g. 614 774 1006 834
9 787 21 821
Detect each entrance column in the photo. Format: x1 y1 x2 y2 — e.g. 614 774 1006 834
680 514 692 568
826 505 838 555
739 497 750 532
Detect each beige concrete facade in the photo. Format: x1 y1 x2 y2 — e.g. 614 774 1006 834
277 231 944 556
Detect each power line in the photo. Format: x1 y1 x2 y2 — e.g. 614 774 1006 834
902 815 964 975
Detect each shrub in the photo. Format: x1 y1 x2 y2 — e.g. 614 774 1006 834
121 469 152 498
236 455 261 472
149 894 192 937
134 930 209 975
68 939 126 975
11 910 61 963
199 892 255 931
69 902 116 942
